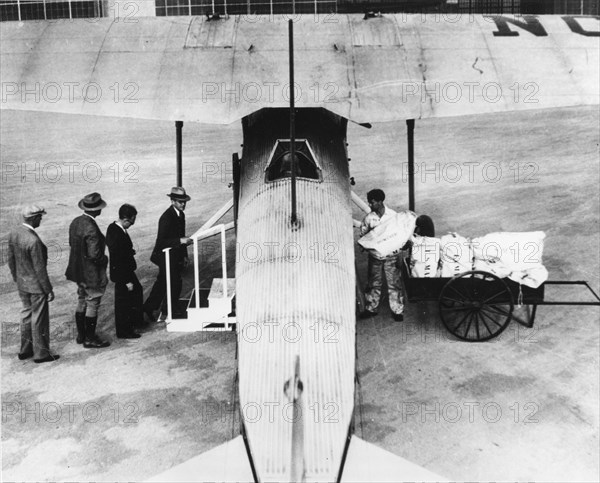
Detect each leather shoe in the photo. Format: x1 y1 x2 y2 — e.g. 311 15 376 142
84 336 110 349
34 354 60 363
117 332 141 339
359 310 378 319
393 313 404 322
18 352 33 360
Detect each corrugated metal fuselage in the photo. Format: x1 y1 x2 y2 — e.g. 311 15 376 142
236 108 356 482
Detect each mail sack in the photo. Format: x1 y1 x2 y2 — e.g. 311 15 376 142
410 235 441 278
440 233 473 278
358 211 417 260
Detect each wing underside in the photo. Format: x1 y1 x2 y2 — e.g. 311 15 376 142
146 435 254 482
340 436 450 482
145 435 449 482
1 14 598 124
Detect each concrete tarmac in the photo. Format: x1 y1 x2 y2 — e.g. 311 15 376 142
1 106 598 482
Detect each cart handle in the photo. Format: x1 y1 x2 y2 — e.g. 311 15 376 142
539 281 600 306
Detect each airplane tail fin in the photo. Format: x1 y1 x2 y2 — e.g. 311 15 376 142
339 436 449 483
146 435 254 483
287 354 305 482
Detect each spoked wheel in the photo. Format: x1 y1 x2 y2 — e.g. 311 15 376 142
439 271 514 342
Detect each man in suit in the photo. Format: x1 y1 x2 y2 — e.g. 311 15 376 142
143 187 193 320
8 205 59 363
65 192 110 349
105 204 142 339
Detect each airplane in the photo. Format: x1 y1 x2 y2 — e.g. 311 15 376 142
1 10 598 483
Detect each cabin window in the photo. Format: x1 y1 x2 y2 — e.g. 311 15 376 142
154 0 336 17
265 140 321 182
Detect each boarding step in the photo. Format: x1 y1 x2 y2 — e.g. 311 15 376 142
166 312 236 332
208 278 236 302
166 279 236 332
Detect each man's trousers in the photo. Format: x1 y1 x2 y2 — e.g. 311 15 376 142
144 261 183 315
18 291 50 359
365 255 404 315
76 282 107 318
114 274 144 335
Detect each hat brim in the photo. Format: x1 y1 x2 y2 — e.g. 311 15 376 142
78 199 107 211
23 210 46 218
167 194 191 202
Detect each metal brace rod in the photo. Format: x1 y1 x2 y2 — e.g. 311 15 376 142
162 247 173 322
196 199 234 234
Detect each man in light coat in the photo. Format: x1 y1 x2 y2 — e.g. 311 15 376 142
8 205 59 363
65 192 110 348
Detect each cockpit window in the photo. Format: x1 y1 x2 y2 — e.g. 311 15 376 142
265 140 321 182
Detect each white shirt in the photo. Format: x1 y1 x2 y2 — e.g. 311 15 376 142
359 205 396 237
115 220 128 234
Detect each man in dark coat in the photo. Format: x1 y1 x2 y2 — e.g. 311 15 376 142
143 187 192 319
8 205 59 363
65 192 110 349
105 204 142 339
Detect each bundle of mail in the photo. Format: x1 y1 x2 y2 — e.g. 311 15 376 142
357 211 417 260
411 231 548 288
357 212 548 288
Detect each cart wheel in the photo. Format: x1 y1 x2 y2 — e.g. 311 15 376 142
439 271 514 342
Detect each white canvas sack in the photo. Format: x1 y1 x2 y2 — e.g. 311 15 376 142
411 235 441 278
440 233 472 278
471 231 547 288
358 211 416 260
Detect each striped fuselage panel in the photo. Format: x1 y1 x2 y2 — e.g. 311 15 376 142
236 108 355 482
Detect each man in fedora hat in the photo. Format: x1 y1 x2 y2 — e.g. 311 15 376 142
143 187 193 319
8 205 60 363
65 192 110 348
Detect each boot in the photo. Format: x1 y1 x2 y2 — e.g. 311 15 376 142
83 316 110 349
75 312 85 344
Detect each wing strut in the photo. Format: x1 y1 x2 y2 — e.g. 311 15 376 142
406 119 415 212
176 120 183 186
289 19 298 227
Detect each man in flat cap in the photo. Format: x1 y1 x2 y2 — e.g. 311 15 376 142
8 205 59 363
143 187 193 320
65 192 110 348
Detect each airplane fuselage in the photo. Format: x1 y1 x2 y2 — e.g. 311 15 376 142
236 108 356 482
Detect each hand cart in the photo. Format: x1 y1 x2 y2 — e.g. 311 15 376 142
400 260 600 342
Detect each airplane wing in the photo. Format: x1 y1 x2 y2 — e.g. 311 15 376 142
340 436 450 482
145 434 449 482
1 14 598 124
146 435 254 482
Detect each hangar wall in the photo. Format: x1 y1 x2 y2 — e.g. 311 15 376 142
1 0 597 21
